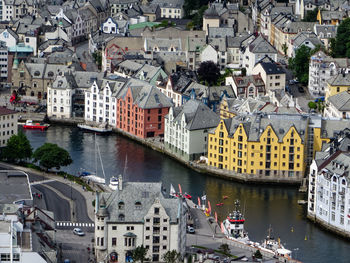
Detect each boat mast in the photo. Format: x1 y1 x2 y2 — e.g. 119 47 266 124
94 133 97 176
97 139 106 185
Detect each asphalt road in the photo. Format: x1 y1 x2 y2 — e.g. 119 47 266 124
46 181 93 223
33 184 71 221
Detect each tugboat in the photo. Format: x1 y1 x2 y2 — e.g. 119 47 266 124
23 120 50 131
260 227 292 258
222 200 249 241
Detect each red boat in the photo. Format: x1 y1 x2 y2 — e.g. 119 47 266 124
184 193 192 200
216 203 224 206
223 196 229 200
23 120 50 131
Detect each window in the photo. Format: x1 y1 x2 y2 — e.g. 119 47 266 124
112 238 117 246
154 207 160 214
112 226 117 230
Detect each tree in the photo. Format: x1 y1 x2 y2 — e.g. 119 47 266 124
163 250 181 263
302 8 318 22
1 131 32 163
308 101 317 109
253 250 263 259
132 245 148 263
288 45 312 85
33 143 72 171
197 61 220 85
92 51 102 70
218 244 230 255
281 43 288 57
192 5 208 28
331 18 350 57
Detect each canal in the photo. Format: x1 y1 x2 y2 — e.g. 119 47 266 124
23 125 350 263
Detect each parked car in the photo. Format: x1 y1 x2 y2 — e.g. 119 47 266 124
288 80 295 85
73 228 85 236
298 86 305 93
187 226 195 234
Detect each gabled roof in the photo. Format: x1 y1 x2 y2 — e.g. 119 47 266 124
327 73 350 86
327 91 350 111
248 34 276 54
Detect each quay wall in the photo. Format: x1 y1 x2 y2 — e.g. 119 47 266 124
307 213 350 239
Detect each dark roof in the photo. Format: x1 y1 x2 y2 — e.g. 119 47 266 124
0 107 17 115
258 61 285 75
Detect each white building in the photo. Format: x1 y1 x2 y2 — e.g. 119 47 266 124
84 77 126 126
0 107 17 147
241 35 278 75
308 51 350 98
47 74 77 119
308 135 350 238
164 100 220 161
0 28 18 48
324 91 350 119
153 0 184 19
101 17 129 35
0 41 8 82
95 179 187 263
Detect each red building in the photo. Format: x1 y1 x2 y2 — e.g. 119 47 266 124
117 81 173 138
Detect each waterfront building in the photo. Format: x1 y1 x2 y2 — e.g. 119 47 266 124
0 107 17 147
94 178 187 263
116 78 173 138
308 132 350 238
324 91 350 119
47 74 77 119
85 76 127 126
308 51 350 98
164 100 220 161
325 72 350 100
208 113 309 180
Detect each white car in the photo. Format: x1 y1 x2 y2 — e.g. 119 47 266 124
73 228 85 236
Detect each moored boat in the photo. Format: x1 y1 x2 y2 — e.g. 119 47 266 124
80 171 106 184
222 200 249 241
77 122 112 134
23 120 49 131
108 175 119 190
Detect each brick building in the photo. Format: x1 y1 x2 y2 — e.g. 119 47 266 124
116 79 173 138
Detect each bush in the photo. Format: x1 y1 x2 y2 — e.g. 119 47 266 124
308 101 317 109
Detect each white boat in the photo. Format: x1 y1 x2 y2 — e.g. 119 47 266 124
81 171 106 184
259 227 292 258
78 122 112 134
108 175 119 190
222 200 249 242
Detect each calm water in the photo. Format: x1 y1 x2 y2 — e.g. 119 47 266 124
23 125 350 263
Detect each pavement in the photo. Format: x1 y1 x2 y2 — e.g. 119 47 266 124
75 41 99 72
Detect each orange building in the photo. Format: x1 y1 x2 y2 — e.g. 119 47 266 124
116 79 173 138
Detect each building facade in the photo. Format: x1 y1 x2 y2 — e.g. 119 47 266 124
94 179 187 263
0 107 18 147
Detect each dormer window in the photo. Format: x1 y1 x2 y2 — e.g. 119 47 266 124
118 201 125 210
135 201 142 210
118 214 125 221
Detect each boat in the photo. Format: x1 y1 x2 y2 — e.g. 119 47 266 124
23 120 49 131
223 196 229 200
108 175 119 190
77 122 112 134
184 193 192 199
222 200 249 241
216 203 224 206
259 227 292 258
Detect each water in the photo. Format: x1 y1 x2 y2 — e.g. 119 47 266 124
23 125 350 263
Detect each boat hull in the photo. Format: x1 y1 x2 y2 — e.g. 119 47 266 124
78 124 112 134
23 125 49 131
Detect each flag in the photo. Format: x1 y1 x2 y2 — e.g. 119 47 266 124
170 184 176 197
220 222 225 233
215 212 218 223
197 197 201 207
208 200 211 214
201 195 207 201
178 184 182 194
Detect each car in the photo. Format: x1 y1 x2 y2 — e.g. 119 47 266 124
298 86 305 93
288 80 295 85
187 226 195 234
73 228 85 236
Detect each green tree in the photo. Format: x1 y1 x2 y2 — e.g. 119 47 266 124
92 51 102 70
197 61 220 85
253 250 263 259
218 244 230 255
332 18 350 57
192 5 208 28
281 42 288 57
183 0 200 17
132 245 148 263
288 45 312 85
302 8 318 22
308 101 317 109
163 250 181 263
33 143 72 171
1 131 32 163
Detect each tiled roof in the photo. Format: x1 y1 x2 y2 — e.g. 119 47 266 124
327 91 350 111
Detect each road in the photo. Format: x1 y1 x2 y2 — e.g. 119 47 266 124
33 184 71 221
46 181 93 223
75 41 99 72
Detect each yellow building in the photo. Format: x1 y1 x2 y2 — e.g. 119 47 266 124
219 97 237 119
208 114 308 179
317 10 347 25
325 73 350 100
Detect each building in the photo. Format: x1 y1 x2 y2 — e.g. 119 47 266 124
324 91 350 119
47 74 77 119
317 10 347 25
0 41 8 83
289 32 323 58
94 178 187 263
295 0 330 19
101 17 129 35
226 74 265 98
116 78 173 138
208 113 310 181
153 0 184 19
164 100 220 161
0 107 18 147
84 76 127 126
252 57 286 92
308 51 350 98
326 72 350 100
308 132 350 238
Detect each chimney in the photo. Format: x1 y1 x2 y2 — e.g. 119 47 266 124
118 174 123 190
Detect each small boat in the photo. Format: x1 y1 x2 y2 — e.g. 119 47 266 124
216 203 224 206
108 175 119 190
223 196 229 200
80 171 105 184
78 122 112 134
23 120 49 131
184 193 192 199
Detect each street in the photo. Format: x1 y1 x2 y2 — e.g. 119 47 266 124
75 41 99 72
